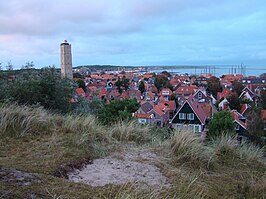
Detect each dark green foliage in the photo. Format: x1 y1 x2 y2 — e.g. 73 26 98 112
208 110 235 139
261 90 266 109
207 76 222 97
138 81 145 94
227 93 241 111
161 71 171 77
6 67 75 113
97 99 140 125
115 77 130 94
154 75 173 91
232 81 244 96
115 77 123 94
76 79 86 92
247 108 265 146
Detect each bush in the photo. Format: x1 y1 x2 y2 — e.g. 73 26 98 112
208 110 235 139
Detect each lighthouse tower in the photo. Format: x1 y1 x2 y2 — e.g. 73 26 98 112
60 40 73 79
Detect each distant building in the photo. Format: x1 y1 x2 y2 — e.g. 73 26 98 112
60 40 73 79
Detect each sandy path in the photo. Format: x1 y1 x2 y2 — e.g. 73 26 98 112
68 147 169 187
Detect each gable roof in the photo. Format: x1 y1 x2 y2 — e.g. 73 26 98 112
75 88 85 96
217 88 232 101
231 110 248 129
171 97 207 124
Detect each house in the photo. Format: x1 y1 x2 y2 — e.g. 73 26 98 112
231 110 249 141
175 85 197 98
159 88 173 101
218 98 229 110
239 87 256 102
217 88 232 101
149 104 169 127
192 88 210 103
133 113 154 125
170 97 208 133
137 101 154 114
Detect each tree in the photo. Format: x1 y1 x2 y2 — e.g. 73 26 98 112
138 81 145 94
9 67 75 113
115 77 123 94
97 99 140 125
208 110 235 139
154 75 173 91
207 76 222 97
247 108 265 146
122 76 130 91
0 62 2 70
21 61 34 70
76 79 86 92
261 90 266 109
161 71 171 77
6 61 13 71
227 93 241 111
232 81 244 96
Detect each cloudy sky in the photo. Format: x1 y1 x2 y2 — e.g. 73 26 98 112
0 0 265 69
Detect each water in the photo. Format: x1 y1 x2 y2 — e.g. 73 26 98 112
147 65 265 77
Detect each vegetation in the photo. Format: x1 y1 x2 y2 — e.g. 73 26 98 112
138 80 145 94
0 104 265 198
0 67 75 113
207 76 222 97
227 93 241 112
208 110 235 139
154 75 173 91
97 98 140 125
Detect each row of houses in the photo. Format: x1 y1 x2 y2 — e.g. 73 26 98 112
75 71 266 140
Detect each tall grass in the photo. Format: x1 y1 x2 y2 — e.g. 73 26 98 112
0 104 53 136
109 121 153 144
170 131 212 167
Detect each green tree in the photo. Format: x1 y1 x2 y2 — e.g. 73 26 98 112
76 79 86 92
247 108 265 146
6 61 13 71
138 81 145 94
154 75 173 91
115 77 123 94
21 61 34 70
227 93 241 111
208 110 235 139
207 76 222 97
9 67 75 113
232 81 244 96
97 99 140 125
261 90 266 109
122 76 130 91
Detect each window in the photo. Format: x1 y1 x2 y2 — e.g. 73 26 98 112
194 125 201 133
198 92 202 99
179 113 186 120
187 113 194 120
235 123 240 130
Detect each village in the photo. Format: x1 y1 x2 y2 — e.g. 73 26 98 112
73 68 266 142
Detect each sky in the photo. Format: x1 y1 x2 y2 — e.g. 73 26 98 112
0 0 266 69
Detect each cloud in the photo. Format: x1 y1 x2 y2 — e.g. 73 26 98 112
0 0 265 70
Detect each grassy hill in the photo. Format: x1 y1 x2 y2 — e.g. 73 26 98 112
0 104 265 198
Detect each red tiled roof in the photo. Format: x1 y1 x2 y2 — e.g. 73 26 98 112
75 88 85 96
175 85 196 95
161 100 175 111
217 88 232 101
134 113 152 119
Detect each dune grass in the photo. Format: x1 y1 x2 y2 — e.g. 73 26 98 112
0 104 266 198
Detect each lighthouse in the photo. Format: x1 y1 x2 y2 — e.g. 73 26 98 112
60 40 73 79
